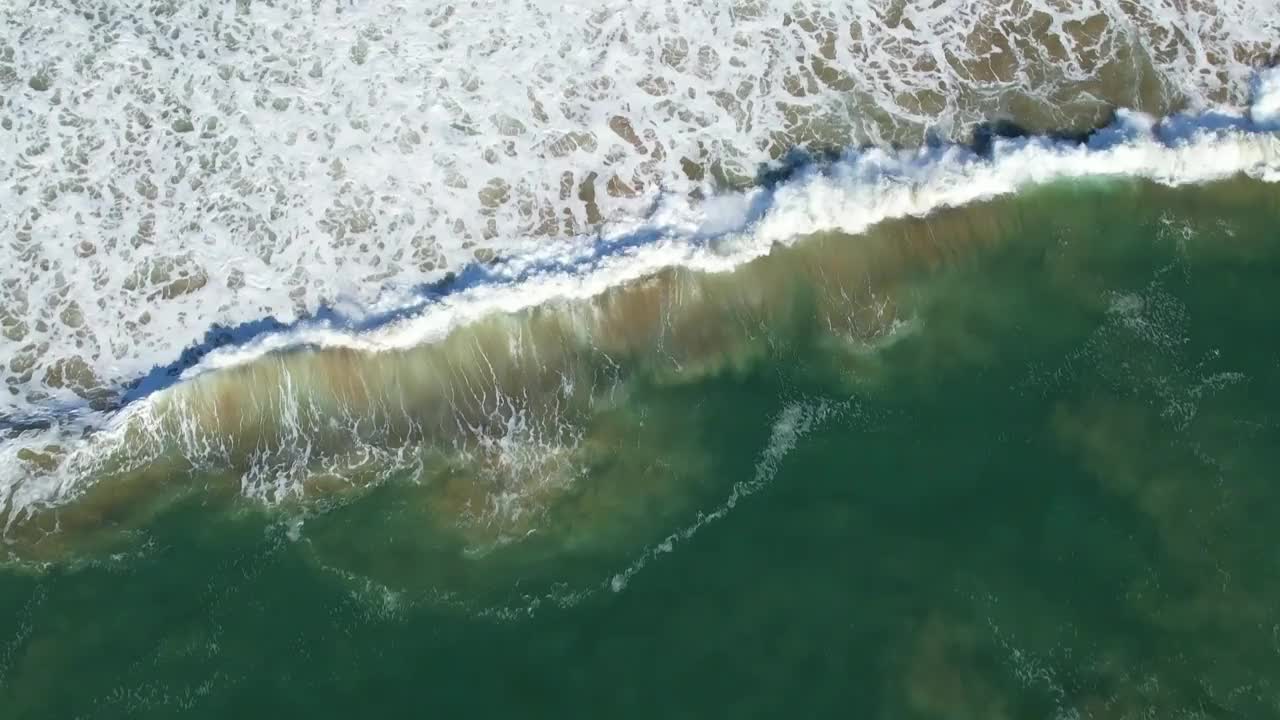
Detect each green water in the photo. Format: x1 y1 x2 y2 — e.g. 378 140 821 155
4 179 1280 718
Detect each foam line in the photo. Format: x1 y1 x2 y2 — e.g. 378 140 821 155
4 0 1279 423
186 75 1280 379
2 72 1280 524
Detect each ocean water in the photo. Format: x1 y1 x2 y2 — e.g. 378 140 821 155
5 1 1280 718
5 178 1280 718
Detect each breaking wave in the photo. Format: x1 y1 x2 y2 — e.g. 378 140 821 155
1 70 1280 540
3 0 1280 423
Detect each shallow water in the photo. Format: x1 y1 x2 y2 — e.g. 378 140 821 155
3 178 1280 717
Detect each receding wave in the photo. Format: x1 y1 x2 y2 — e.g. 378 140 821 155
10 71 1280 426
1 69 1279 567
5 0 1279 430
3 164 1279 577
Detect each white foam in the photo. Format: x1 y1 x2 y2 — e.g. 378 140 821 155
1251 67 1280 127
3 88 1280 521
3 0 1279 420
189 102 1280 378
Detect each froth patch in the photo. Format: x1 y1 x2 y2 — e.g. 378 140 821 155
3 0 1279 429
4 98 1280 528
1251 67 1280 127
189 95 1280 381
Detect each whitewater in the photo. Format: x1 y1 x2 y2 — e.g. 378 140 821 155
4 0 1280 523
4 0 1280 419
181 99 1280 377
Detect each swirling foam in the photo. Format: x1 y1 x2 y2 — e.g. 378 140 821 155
189 90 1280 377
2 72 1280 523
2 0 1279 421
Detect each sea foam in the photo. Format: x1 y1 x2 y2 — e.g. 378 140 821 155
3 0 1280 524
3 79 1280 526
3 0 1279 422
190 71 1280 377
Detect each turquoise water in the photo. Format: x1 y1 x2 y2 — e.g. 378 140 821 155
4 179 1280 718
